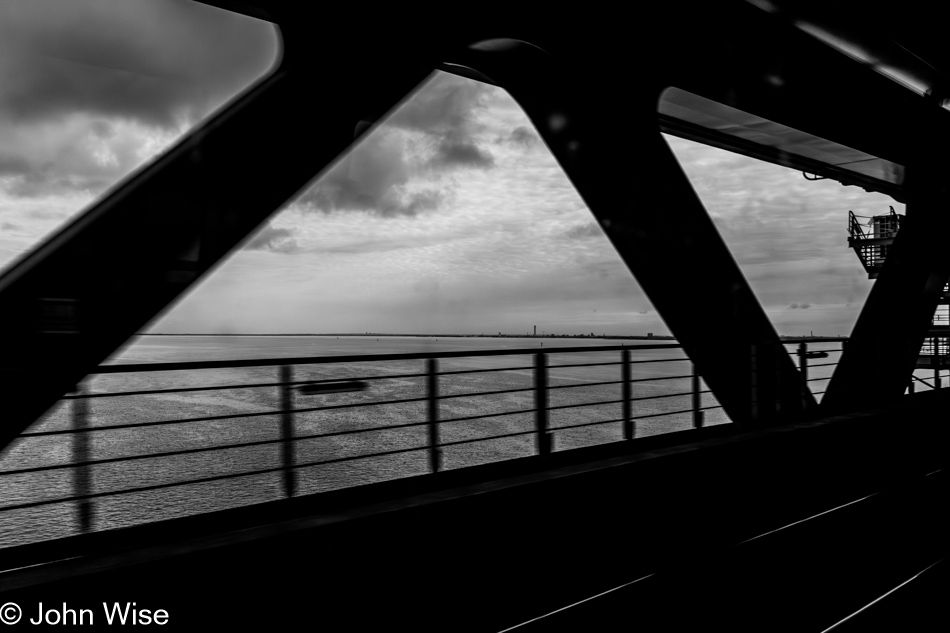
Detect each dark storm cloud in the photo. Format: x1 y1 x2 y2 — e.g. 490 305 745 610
391 72 495 172
245 224 297 253
299 72 495 217
507 126 540 148
297 131 447 217
401 189 444 214
0 154 33 175
388 72 493 136
429 137 494 170
0 124 139 198
564 222 602 239
0 0 279 128
0 1 278 200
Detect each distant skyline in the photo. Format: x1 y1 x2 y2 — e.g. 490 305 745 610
0 2 900 341
135 332 678 339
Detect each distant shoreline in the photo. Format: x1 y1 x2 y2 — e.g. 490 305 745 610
134 332 838 341
136 333 678 340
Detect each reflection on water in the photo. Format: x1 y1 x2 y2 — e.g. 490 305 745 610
0 335 742 549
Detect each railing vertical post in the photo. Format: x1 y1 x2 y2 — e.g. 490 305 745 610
774 341 783 416
692 362 704 428
622 349 632 440
749 344 758 423
798 342 808 381
798 342 809 406
909 378 915 394
936 369 942 390
535 352 551 455
280 365 296 498
73 383 92 533
427 358 441 473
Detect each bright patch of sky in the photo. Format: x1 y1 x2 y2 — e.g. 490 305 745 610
663 134 902 337
152 72 659 336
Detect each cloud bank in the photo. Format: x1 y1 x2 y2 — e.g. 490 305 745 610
297 73 498 217
0 0 279 271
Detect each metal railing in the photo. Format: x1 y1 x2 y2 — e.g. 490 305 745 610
1 338 939 542
784 339 845 399
848 209 902 272
854 243 890 268
920 337 950 356
848 209 902 241
0 344 724 538
783 339 943 397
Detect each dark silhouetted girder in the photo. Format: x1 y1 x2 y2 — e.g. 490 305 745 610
823 153 950 412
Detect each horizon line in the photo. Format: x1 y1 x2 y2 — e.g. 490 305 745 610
135 332 677 339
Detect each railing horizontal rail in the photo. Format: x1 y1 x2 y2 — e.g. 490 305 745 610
23 396 438 437
548 379 624 390
548 377 704 391
548 391 709 411
550 405 726 433
90 344 685 374
63 366 698 403
430 365 534 377
438 408 537 425
437 429 539 449
563 356 689 366
436 386 536 399
545 361 622 369
60 373 437 399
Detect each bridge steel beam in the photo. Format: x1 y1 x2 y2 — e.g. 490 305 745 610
453 38 823 427
0 22 437 450
823 150 950 413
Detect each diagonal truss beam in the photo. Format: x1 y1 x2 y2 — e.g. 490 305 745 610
0 38 435 451
454 41 816 426
823 153 950 413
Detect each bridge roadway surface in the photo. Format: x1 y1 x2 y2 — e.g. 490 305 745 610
2 389 948 631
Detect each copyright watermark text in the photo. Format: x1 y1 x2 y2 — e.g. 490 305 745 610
1 602 168 626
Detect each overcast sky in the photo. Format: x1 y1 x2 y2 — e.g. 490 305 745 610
0 0 278 263
0 0 902 338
